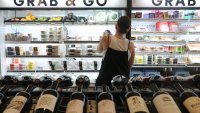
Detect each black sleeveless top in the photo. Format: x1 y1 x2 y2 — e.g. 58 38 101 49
95 36 130 87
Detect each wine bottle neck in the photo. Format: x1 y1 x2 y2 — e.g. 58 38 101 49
150 83 160 92
102 84 109 92
77 85 83 92
174 83 185 94
0 85 9 94
126 84 133 92
25 85 34 94
51 80 61 90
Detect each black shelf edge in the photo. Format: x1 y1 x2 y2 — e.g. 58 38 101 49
65 55 102 58
4 21 63 25
31 41 60 43
6 55 103 58
7 70 99 73
64 41 99 43
131 7 200 10
6 55 61 58
133 64 186 68
0 7 126 10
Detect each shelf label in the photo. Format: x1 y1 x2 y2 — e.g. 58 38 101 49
132 0 199 8
0 0 126 9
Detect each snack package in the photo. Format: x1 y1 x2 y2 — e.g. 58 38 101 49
168 22 179 32
156 22 169 32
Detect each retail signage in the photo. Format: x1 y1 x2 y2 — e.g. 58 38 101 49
132 0 199 8
0 0 126 8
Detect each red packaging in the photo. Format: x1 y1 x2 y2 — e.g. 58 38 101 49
156 22 169 32
168 22 179 32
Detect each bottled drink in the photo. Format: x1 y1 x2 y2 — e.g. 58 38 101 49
66 75 89 113
0 75 18 85
3 85 34 113
0 85 9 106
111 75 128 90
98 85 116 113
21 75 34 85
174 83 200 113
34 79 61 113
34 75 53 88
75 75 90 89
125 84 149 113
151 83 182 113
65 85 85 113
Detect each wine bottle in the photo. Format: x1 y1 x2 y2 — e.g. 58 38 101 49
0 75 18 85
34 75 53 88
3 85 34 113
174 83 200 113
66 75 89 113
98 85 116 113
125 84 149 113
21 75 34 85
65 85 85 113
0 85 9 106
111 75 128 90
75 75 90 89
151 83 182 113
34 79 61 113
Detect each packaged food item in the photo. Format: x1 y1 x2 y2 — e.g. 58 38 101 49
136 12 142 18
108 11 118 21
156 22 169 32
168 22 179 32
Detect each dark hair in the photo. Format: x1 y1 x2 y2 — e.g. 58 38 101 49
117 16 131 34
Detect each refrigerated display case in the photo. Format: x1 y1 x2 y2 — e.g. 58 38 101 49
0 1 128 83
131 0 200 73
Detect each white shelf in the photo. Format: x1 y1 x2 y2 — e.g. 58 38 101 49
131 18 200 22
131 31 200 35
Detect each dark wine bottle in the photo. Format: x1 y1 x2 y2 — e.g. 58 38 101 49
66 85 85 113
151 83 182 113
98 85 116 113
3 85 34 113
125 84 149 113
174 83 200 113
0 75 18 85
66 75 89 113
111 75 128 90
34 79 61 113
75 75 90 89
21 75 34 85
34 75 53 88
0 85 9 106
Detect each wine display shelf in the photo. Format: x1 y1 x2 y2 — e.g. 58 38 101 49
0 85 200 113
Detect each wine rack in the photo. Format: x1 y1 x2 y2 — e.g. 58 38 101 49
0 80 200 113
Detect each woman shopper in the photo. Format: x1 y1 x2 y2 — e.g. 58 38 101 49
95 16 135 87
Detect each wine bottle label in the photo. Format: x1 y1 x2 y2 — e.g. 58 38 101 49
3 96 27 113
66 99 84 113
98 100 116 113
153 94 181 113
127 96 149 113
183 96 200 113
35 94 57 112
